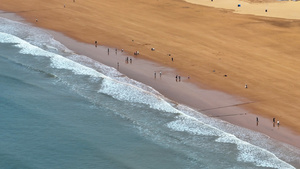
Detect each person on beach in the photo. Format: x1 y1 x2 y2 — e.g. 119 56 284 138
277 120 280 127
160 72 162 77
273 117 276 127
130 58 132 64
154 72 156 78
126 57 129 63
245 84 248 89
117 62 119 70
171 57 174 62
176 75 178 81
108 48 110 54
256 117 259 126
179 76 181 82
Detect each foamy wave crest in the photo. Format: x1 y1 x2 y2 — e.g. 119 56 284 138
99 78 180 113
216 134 294 168
0 17 71 54
167 114 295 169
0 32 180 114
0 32 106 79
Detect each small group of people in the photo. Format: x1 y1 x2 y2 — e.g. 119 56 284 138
126 57 132 64
176 75 181 82
256 117 280 127
154 72 162 78
273 117 280 127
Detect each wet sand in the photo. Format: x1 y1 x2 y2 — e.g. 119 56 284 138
1 0 300 148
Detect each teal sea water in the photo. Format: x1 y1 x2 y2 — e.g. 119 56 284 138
0 17 299 169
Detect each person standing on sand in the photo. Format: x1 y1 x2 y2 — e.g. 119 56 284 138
160 72 162 77
154 72 156 78
277 120 280 127
256 117 259 126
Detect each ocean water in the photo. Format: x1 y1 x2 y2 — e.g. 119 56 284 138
0 17 299 169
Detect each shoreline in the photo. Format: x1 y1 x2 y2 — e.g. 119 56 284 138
1 12 300 150
1 0 300 151
50 30 300 150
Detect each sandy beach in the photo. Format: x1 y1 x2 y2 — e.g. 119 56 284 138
1 0 300 149
186 0 300 20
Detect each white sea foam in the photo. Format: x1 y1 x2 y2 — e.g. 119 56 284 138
99 78 180 113
0 32 106 79
167 114 295 169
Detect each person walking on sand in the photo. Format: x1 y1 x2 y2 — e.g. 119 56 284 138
256 117 259 126
277 120 280 127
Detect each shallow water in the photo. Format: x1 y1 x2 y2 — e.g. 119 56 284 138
0 17 299 169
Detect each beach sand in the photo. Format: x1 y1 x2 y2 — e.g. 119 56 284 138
1 0 300 148
186 0 300 20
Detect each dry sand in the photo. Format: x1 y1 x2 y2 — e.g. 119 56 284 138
186 0 300 20
1 0 300 146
